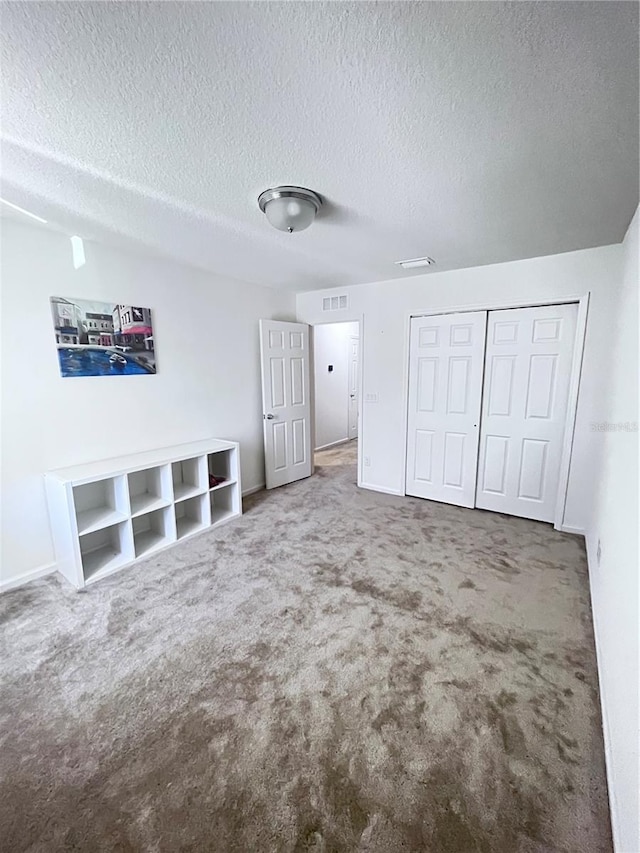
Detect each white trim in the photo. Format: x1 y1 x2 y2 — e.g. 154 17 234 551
553 294 589 530
403 294 590 526
0 562 57 593
242 483 265 497
410 294 586 317
399 311 412 497
357 316 365 489
558 524 585 536
315 438 351 452
360 482 404 497
585 532 621 853
348 332 360 443
308 324 317 469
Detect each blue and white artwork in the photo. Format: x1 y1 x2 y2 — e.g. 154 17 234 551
51 297 156 377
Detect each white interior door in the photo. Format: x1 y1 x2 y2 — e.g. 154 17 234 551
259 320 312 489
348 335 359 439
406 312 487 507
476 303 577 522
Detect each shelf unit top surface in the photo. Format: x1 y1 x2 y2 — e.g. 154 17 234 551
47 438 237 484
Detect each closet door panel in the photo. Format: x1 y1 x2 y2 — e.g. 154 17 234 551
476 304 577 522
406 312 487 507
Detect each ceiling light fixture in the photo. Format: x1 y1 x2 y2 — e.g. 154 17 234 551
258 186 322 233
0 197 47 223
395 256 435 269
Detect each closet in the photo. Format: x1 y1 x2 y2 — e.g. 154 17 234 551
405 303 578 523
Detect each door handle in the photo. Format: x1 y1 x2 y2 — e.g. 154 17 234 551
350 394 356 398
265 413 276 420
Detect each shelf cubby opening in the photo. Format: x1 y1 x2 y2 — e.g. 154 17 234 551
128 465 172 516
175 493 208 540
210 483 238 526
80 521 131 581
133 507 174 557
172 456 206 502
73 476 128 535
207 449 236 489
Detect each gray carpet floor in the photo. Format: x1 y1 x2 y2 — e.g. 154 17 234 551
0 440 611 852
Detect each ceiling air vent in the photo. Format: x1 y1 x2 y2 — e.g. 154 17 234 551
322 294 349 312
395 256 435 270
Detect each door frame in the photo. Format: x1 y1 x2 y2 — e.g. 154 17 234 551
401 294 590 532
348 333 360 441
309 316 365 487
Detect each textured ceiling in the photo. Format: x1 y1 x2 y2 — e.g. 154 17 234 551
1 1 638 291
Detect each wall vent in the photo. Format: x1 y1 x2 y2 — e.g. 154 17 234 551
322 294 349 312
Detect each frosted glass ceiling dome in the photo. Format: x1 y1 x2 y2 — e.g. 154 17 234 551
258 186 322 233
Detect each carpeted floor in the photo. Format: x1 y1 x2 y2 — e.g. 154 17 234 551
0 440 611 852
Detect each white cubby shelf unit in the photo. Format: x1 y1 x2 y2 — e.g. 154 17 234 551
45 438 241 588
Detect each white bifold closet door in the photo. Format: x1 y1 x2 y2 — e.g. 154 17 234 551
476 303 577 522
405 312 487 507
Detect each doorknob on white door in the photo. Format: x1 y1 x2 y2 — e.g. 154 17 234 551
265 413 275 419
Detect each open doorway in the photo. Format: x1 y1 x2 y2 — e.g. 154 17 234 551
311 320 360 481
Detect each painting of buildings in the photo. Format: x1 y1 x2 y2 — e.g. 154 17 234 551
51 297 156 377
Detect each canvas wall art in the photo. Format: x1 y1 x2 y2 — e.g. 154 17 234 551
51 297 156 377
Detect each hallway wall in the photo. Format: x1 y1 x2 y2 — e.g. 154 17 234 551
313 321 359 450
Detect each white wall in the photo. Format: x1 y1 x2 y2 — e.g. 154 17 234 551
313 321 359 449
298 238 638 847
586 208 639 853
297 243 623 531
0 219 294 589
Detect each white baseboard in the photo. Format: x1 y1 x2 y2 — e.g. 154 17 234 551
558 523 585 536
585 532 621 852
0 562 57 594
315 438 351 452
359 482 404 497
242 483 265 497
